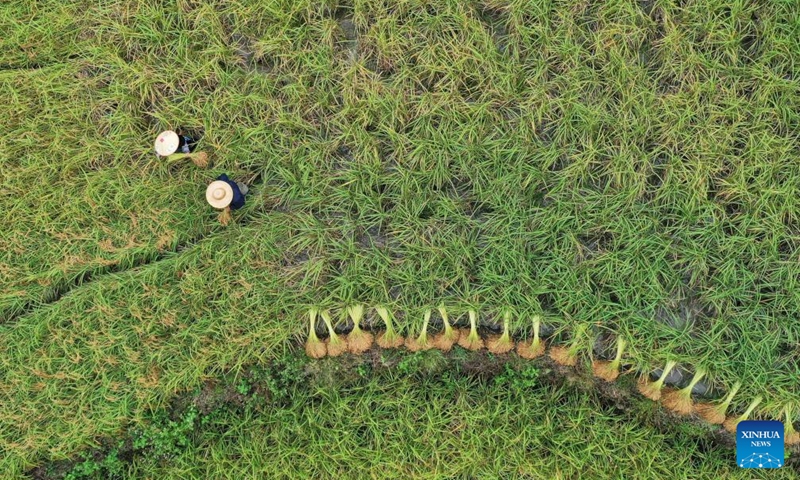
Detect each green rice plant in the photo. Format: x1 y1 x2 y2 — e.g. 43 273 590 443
662 368 707 415
457 309 484 351
637 361 678 402
405 309 433 352
375 306 404 349
516 314 545 359
432 305 460 351
346 304 373 354
549 324 587 367
723 396 763 433
320 309 346 357
304 308 326 359
592 337 627 382
695 382 742 425
486 310 514 354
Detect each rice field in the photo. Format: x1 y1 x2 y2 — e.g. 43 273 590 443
2 0 800 477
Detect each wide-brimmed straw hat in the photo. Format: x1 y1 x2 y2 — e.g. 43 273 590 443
206 180 234 209
154 130 180 156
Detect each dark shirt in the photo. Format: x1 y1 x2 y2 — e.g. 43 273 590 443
217 174 246 210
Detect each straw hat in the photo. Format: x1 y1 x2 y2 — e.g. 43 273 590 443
206 181 234 209
154 130 180 156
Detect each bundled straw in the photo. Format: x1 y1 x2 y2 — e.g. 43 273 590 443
516 315 545 359
486 310 514 354
432 305 460 351
695 382 741 425
637 360 677 401
165 151 210 168
592 337 627 382
457 309 484 351
405 309 433 352
218 207 232 226
304 308 326 359
345 305 373 354
549 324 586 367
662 369 706 415
375 306 404 348
723 396 762 433
320 309 346 356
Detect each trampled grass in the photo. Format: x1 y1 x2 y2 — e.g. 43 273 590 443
2 0 800 476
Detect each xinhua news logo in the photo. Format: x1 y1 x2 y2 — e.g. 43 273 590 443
737 420 784 469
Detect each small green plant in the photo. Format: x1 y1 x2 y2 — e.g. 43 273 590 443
494 362 539 390
237 378 252 396
133 407 199 459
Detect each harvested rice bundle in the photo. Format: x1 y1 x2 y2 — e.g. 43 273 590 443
784 405 799 445
637 360 678 401
304 308 326 359
346 305 373 354
457 310 484 351
516 315 545 359
320 309 347 356
432 305 460 351
486 311 514 354
662 369 707 415
164 151 209 168
723 396 763 433
375 306 404 348
548 325 586 367
405 310 434 352
592 337 627 382
695 382 741 425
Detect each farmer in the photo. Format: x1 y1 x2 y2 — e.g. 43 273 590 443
154 130 196 156
206 174 248 225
